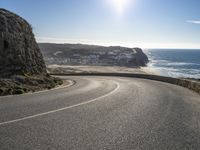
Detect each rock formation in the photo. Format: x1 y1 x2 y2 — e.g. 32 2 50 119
0 9 47 77
0 9 63 96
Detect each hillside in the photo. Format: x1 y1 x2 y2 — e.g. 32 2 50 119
39 43 149 67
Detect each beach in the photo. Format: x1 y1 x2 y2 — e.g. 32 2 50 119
47 65 153 75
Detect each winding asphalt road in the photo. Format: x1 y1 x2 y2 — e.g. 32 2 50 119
0 76 200 150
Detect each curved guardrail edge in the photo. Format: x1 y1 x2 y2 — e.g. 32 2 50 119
51 73 200 95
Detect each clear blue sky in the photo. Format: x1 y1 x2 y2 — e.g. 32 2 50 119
1 0 200 48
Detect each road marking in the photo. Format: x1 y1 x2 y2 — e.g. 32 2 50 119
0 82 120 126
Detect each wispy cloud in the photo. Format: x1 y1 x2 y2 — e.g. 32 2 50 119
187 20 200 24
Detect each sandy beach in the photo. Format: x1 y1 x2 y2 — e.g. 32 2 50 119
47 65 156 75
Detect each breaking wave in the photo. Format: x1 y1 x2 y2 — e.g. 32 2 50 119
146 49 200 79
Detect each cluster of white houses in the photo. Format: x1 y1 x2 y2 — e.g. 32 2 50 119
44 49 139 66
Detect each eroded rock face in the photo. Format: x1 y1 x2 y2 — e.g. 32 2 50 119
0 9 46 77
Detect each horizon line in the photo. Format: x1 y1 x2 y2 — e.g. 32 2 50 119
36 37 200 50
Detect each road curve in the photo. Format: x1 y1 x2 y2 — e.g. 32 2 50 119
0 76 200 150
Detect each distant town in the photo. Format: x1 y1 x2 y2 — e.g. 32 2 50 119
39 43 148 67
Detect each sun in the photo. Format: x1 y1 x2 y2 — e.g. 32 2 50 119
108 0 131 15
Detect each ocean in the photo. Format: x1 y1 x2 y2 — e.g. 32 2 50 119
145 49 200 79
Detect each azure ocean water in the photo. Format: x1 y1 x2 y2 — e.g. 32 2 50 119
146 49 200 79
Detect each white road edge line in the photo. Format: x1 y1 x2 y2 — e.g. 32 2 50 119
0 82 120 126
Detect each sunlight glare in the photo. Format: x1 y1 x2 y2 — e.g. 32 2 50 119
107 0 131 15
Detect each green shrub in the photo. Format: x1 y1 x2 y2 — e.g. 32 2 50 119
4 88 13 95
12 89 24 95
0 88 4 95
23 88 28 93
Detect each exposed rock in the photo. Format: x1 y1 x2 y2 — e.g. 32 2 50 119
0 9 63 96
0 9 46 77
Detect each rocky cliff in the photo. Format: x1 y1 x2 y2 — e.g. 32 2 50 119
0 9 46 77
39 43 149 67
0 9 62 96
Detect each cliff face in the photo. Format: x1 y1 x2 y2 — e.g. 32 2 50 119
133 48 149 66
0 9 63 96
39 43 149 67
0 9 46 77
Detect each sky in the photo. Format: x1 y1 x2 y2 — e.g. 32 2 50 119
1 0 200 49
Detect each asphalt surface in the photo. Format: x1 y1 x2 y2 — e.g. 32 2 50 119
0 76 200 150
